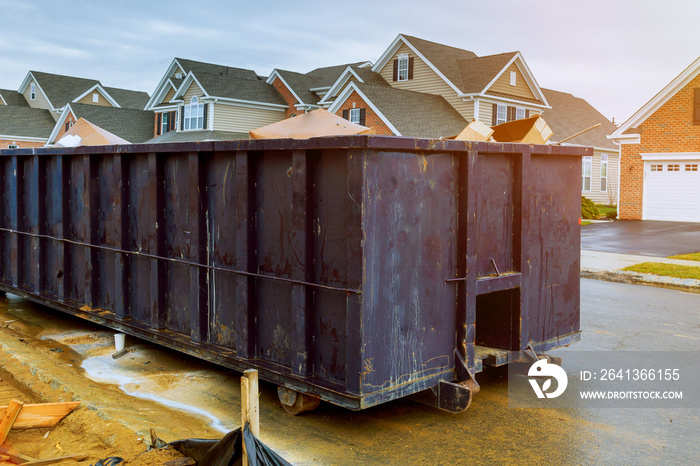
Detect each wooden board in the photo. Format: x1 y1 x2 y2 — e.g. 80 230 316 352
0 402 80 429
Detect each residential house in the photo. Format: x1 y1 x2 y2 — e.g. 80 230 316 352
48 103 155 145
1 71 150 148
144 58 288 143
542 88 620 206
609 56 700 222
0 89 55 148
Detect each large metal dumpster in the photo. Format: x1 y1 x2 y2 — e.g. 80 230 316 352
0 137 587 412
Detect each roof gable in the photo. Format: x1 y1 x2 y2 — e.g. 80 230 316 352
612 56 700 139
73 84 120 108
320 66 389 104
22 71 100 109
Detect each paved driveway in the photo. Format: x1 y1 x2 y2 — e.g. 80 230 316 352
581 220 700 257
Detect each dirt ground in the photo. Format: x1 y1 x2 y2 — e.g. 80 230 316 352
0 296 231 466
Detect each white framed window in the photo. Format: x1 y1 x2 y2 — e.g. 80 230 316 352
510 71 516 86
349 108 361 124
8 144 19 149
92 93 99 103
496 104 507 125
515 108 526 120
161 112 169 134
686 164 698 171
30 83 36 100
668 164 680 172
582 156 592 191
183 96 204 130
397 55 409 81
600 154 608 192
651 164 663 172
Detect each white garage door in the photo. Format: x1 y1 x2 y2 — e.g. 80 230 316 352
644 160 700 222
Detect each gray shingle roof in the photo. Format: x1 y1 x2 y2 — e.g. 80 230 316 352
354 83 467 138
193 72 286 105
0 89 29 107
275 69 321 105
541 88 618 149
69 103 155 144
176 58 260 81
103 87 150 110
144 129 248 144
30 71 99 108
0 105 55 138
306 62 369 88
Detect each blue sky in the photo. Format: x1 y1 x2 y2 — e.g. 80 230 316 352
1 0 698 123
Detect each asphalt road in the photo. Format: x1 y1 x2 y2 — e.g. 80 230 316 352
581 220 700 256
1 280 698 464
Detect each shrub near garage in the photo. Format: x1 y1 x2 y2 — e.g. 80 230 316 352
581 196 599 219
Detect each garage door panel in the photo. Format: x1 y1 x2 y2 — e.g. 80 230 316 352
644 160 700 222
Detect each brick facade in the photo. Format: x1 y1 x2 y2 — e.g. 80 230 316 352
619 74 700 219
334 91 394 135
271 77 301 119
0 139 45 149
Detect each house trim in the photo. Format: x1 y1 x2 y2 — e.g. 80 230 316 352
149 80 178 110
72 84 121 108
372 34 464 96
204 97 287 112
46 105 76 145
319 67 365 104
266 70 305 105
476 53 549 106
172 72 210 100
327 82 402 136
608 133 640 144
612 56 700 139
0 135 48 143
640 152 700 161
18 72 55 110
144 58 187 110
0 94 6 105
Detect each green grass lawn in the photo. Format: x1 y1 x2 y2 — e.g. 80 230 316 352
623 262 700 280
668 252 700 262
581 221 592 226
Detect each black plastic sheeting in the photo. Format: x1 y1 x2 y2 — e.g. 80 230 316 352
169 423 290 466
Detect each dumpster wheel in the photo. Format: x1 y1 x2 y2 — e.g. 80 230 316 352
277 387 321 415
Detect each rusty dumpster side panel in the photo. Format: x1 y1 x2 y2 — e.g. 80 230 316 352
0 137 589 410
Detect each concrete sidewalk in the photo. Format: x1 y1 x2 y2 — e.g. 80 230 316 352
580 250 700 293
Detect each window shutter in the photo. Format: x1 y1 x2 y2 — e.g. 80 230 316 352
507 106 515 122
180 107 184 131
65 122 70 132
408 57 414 80
525 109 530 118
203 104 208 130
694 88 700 125
342 109 349 120
492 104 497 126
359 108 366 126
156 113 162 136
169 111 176 132
393 60 398 81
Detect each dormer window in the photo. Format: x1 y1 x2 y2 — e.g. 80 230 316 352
183 96 205 131
30 83 36 100
393 54 414 82
92 93 99 103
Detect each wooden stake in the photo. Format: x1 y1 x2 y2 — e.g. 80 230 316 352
0 400 23 445
241 369 259 466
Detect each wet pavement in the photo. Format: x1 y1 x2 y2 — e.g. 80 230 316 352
1 279 699 464
581 220 700 256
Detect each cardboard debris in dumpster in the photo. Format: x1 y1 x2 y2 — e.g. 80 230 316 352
491 114 553 144
451 119 494 141
249 108 374 139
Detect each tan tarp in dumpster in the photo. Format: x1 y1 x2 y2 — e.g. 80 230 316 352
57 118 130 147
249 109 374 139
490 115 553 144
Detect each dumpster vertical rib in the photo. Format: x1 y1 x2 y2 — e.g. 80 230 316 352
345 148 363 394
148 152 166 329
464 149 478 369
83 154 98 308
31 155 47 293
0 157 5 284
189 151 208 343
291 149 312 376
113 153 130 319
58 155 70 301
235 150 255 358
515 149 531 350
11 156 23 288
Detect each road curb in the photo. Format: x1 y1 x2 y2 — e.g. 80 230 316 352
581 269 700 294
